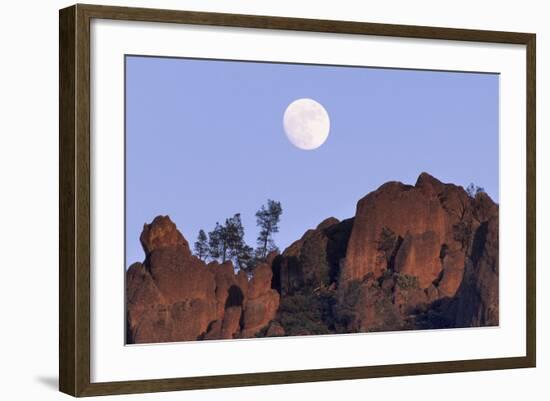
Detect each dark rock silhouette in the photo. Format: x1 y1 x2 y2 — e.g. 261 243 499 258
271 217 354 296
126 172 498 343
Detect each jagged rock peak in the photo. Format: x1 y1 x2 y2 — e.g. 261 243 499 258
415 172 446 196
139 215 189 256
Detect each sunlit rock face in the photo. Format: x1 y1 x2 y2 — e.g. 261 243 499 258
344 173 458 284
337 172 498 331
126 216 279 344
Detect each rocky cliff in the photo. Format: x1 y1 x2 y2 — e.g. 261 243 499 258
126 173 498 343
126 216 279 343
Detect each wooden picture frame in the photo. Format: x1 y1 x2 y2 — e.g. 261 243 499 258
59 3 536 397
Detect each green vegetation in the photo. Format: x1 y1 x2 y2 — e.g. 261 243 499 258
333 280 362 330
193 199 283 271
255 199 283 259
377 227 399 263
207 214 251 269
277 289 336 336
193 229 208 261
453 220 472 251
395 273 419 290
299 235 331 287
466 182 485 198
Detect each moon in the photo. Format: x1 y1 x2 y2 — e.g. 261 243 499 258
283 98 330 150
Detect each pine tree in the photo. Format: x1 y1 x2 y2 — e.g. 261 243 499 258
255 199 283 259
208 214 253 268
225 214 253 270
234 243 254 271
208 222 227 262
193 229 209 261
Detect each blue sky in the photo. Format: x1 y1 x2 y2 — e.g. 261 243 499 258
125 56 499 266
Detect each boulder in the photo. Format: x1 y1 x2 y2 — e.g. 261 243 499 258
140 215 189 256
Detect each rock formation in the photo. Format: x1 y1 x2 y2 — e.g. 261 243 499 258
126 216 279 343
126 172 498 344
241 254 280 337
272 217 354 296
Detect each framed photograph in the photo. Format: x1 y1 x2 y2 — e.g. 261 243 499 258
59 4 536 397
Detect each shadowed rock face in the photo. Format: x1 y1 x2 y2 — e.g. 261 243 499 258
452 215 499 327
126 173 498 344
271 217 354 296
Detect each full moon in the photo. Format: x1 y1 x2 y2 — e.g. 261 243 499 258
283 98 330 150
